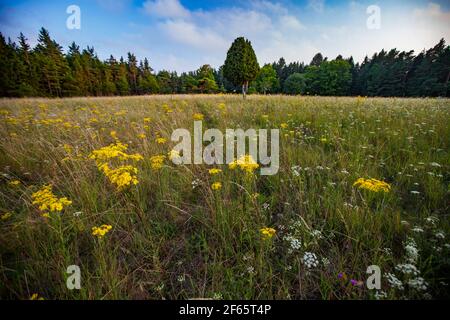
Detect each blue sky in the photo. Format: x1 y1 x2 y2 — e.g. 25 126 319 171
1 0 449 72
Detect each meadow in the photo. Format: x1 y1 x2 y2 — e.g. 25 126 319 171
0 95 449 300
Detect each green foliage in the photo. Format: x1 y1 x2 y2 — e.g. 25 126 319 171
254 64 279 94
305 59 352 96
196 64 218 93
223 37 260 95
0 28 448 98
283 73 307 95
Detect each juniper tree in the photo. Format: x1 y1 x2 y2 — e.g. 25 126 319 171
223 37 259 98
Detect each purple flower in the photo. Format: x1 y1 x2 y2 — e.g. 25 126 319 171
350 279 358 286
338 273 344 279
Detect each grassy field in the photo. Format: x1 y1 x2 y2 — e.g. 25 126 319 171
0 95 449 300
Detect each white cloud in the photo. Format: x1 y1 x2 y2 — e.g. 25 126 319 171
413 3 450 19
143 0 190 18
161 19 228 52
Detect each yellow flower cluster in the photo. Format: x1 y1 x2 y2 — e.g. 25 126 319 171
98 163 139 190
211 182 222 190
193 113 204 120
30 293 45 300
229 155 259 174
353 178 391 193
150 155 166 170
89 142 143 164
92 224 112 238
208 168 222 175
8 180 20 186
90 142 143 190
1 212 12 220
31 185 72 213
260 227 276 240
156 137 167 144
163 104 173 114
168 150 181 161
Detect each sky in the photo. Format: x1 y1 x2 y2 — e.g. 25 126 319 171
0 0 449 72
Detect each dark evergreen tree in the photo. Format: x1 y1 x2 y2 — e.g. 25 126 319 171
223 37 260 98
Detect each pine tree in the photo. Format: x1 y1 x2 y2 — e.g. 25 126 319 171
34 28 69 97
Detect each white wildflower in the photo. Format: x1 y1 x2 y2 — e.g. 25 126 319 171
395 263 420 276
374 290 387 300
408 277 428 291
385 273 404 290
302 252 319 269
412 226 424 233
435 232 445 240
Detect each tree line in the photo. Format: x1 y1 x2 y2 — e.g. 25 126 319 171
1 28 449 98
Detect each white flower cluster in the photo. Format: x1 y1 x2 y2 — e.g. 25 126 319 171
212 292 223 300
404 238 419 263
411 226 424 233
395 263 420 276
385 273 404 290
283 235 302 250
302 252 319 269
291 165 301 177
374 290 388 300
310 230 323 240
321 257 330 266
435 232 445 240
191 179 201 189
425 216 438 226
408 277 428 291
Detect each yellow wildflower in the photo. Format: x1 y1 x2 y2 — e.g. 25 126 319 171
138 133 146 139
31 185 72 213
162 104 173 113
280 123 288 129
211 182 222 190
229 155 259 174
168 150 181 161
150 155 166 170
89 142 143 164
114 110 126 116
260 227 276 240
98 163 139 190
92 224 112 238
1 212 12 220
8 180 20 187
110 130 118 139
193 113 204 121
353 178 391 193
208 168 222 175
63 144 73 154
30 293 45 300
156 137 167 144
144 117 152 123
